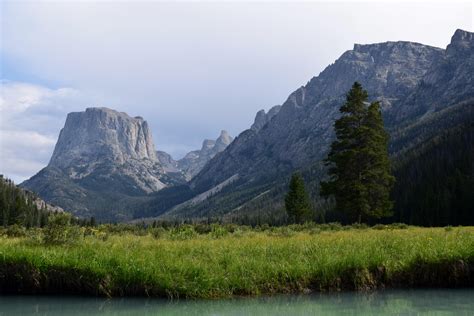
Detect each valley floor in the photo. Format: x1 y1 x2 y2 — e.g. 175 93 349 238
1 225 473 298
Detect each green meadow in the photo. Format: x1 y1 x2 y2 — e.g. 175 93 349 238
1 224 473 298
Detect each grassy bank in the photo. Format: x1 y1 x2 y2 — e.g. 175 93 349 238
1 225 473 298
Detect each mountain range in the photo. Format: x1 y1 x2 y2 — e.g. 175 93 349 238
21 108 232 220
21 29 474 224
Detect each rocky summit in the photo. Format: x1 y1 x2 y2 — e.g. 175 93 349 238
21 107 182 220
49 107 166 192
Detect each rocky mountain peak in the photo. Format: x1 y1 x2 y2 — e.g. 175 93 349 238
447 29 474 58
176 130 233 180
251 105 282 131
215 130 233 149
302 40 444 108
201 139 216 150
49 107 157 172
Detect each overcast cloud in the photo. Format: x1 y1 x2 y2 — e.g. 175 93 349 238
0 1 472 183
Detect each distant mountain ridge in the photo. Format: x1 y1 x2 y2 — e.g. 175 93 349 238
21 29 474 223
156 131 233 180
154 29 473 221
21 107 231 220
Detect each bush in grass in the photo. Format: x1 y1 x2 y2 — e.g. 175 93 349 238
223 224 239 234
255 224 271 232
328 222 343 230
309 227 322 235
267 226 295 237
390 223 408 229
43 213 82 245
372 224 387 230
210 224 228 239
6 224 27 237
23 227 44 244
169 225 197 240
351 223 369 230
150 227 166 239
194 224 212 235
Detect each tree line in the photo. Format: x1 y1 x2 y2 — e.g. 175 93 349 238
0 175 49 227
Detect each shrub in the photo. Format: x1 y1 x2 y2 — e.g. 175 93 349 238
390 223 408 229
6 224 26 237
150 227 166 239
43 213 82 245
194 224 212 235
210 224 228 239
351 223 368 230
309 227 321 235
169 225 197 240
267 226 295 237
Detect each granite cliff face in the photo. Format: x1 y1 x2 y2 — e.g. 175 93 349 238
22 107 181 220
48 107 166 192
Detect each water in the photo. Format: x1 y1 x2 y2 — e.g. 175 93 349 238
1 289 473 316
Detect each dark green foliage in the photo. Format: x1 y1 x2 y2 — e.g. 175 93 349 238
43 213 82 245
361 102 396 218
0 176 49 228
285 173 312 223
321 82 394 223
391 122 474 226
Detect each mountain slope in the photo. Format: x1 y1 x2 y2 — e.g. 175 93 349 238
156 29 473 221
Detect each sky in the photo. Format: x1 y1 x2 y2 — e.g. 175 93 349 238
0 0 472 183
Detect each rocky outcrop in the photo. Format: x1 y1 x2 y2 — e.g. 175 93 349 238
393 29 474 122
21 107 182 220
177 130 233 180
156 151 180 173
251 105 282 132
47 107 166 192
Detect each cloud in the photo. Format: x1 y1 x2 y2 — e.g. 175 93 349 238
1 1 472 181
0 81 89 183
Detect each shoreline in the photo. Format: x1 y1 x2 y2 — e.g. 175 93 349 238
1 259 473 298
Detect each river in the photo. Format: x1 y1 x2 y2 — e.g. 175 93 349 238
1 289 473 315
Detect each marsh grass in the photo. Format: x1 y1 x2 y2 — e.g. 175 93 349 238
0 226 473 298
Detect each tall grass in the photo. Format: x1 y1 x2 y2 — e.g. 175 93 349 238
1 226 473 298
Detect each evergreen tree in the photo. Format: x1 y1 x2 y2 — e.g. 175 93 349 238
0 176 51 227
360 102 395 218
285 173 312 223
320 82 394 223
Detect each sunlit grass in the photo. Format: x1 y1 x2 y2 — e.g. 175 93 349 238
1 226 473 298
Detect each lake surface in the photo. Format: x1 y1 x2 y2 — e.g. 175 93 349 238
1 289 473 315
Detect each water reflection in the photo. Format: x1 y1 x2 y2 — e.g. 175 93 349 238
1 289 473 316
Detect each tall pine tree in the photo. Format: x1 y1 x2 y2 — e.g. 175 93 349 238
285 173 312 223
320 82 394 223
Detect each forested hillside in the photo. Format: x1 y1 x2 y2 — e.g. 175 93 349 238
0 176 50 227
391 116 473 226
